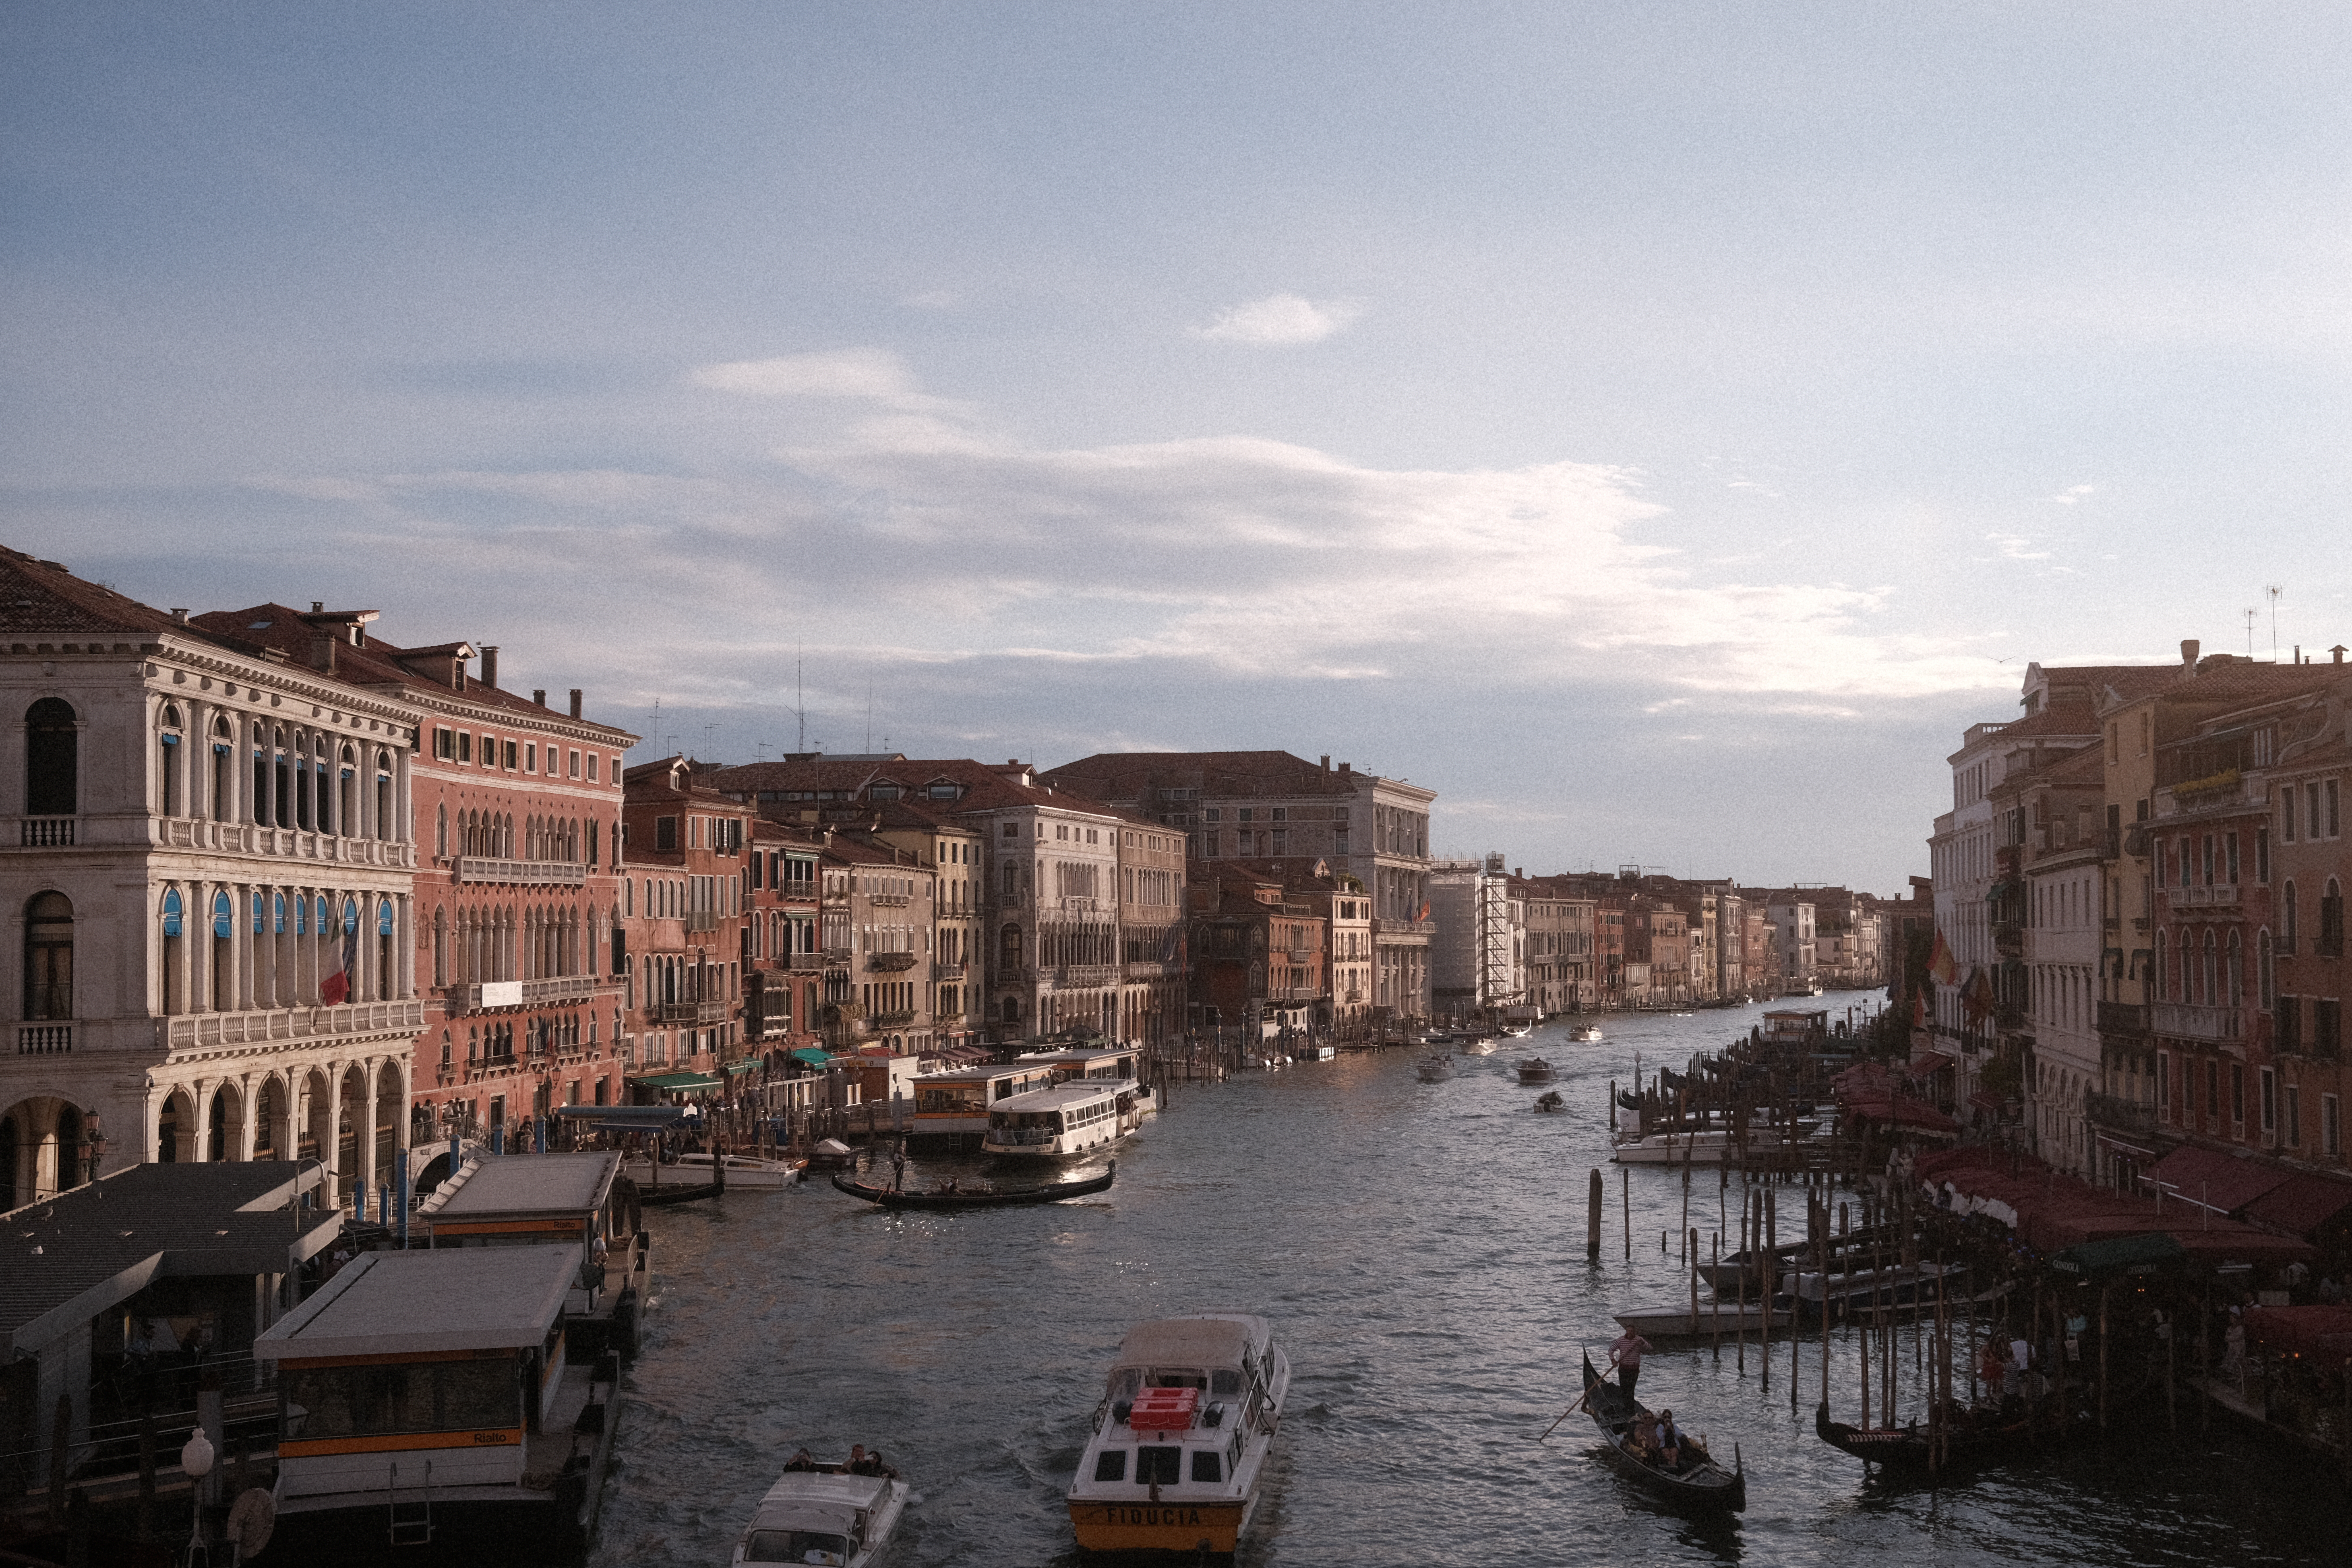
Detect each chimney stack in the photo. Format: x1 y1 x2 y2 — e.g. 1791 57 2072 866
481 646 499 690
568 689 583 718
2181 638 2201 670
2336 645 2348 666
311 601 323 613
1339 761 1352 774
169 608 187 623
533 689 546 707
1321 755 1330 770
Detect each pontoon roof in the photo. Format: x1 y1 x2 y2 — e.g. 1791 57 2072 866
1114 1315 1260 1370
416 1150 619 1220
256 1247 577 1361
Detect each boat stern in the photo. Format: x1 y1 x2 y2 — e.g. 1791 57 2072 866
1067 1497 1247 1555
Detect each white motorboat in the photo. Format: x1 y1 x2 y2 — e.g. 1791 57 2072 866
623 1150 806 1190
728 1464 909 1568
1568 1024 1603 1042
1067 1314 1290 1556
1416 1055 1452 1083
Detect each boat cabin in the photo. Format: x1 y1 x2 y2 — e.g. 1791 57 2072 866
908 1063 1060 1138
982 1080 1135 1157
255 1247 608 1522
1760 1009 1828 1047
730 1471 899 1568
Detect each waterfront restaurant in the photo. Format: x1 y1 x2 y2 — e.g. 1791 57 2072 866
253 1245 619 1563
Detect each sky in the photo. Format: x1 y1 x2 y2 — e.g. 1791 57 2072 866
6 4 2350 893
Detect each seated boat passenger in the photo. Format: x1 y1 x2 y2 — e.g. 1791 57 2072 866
782 1448 820 1473
1657 1410 1683 1472
1629 1411 1661 1461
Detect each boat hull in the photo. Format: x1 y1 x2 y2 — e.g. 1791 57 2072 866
830 1163 1114 1210
1578 1353 1745 1514
1069 1497 1251 1555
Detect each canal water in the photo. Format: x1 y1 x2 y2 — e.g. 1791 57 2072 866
590 999 2344 1567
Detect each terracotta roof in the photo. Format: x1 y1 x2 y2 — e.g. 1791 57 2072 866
189 602 633 740
703 757 1144 826
1040 750 1366 802
0 545 199 640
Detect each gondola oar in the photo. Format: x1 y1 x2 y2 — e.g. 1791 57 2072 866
1541 1351 1619 1440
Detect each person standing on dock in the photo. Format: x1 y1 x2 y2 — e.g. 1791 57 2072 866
1610 1329 1654 1397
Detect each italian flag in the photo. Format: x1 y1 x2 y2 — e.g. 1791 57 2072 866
322 919 357 1006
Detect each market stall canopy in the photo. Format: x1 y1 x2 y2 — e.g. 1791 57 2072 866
554 1105 688 1126
630 1071 723 1092
2051 1233 2184 1280
2143 1144 2295 1216
2244 1304 2352 1361
2240 1174 2352 1239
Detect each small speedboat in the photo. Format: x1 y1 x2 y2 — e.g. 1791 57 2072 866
1535 1091 1565 1113
1501 1022 1535 1039
1517 1059 1556 1084
807 1138 859 1170
1416 1055 1452 1083
729 1460 909 1567
1569 1024 1603 1043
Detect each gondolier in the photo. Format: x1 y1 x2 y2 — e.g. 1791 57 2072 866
1609 1328 1654 1398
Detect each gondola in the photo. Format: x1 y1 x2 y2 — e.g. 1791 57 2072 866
637 1179 722 1206
830 1161 1115 1210
1812 1395 2078 1473
1578 1353 1746 1514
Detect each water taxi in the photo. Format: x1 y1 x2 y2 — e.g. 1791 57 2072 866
254 1246 621 1564
728 1462 908 1568
1067 1314 1289 1558
1415 1055 1452 1083
1568 1023 1603 1043
982 1078 1147 1159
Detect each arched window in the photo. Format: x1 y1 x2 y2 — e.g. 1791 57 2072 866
25 698 77 816
1001 923 1023 971
24 891 72 1019
2201 929 2217 1005
158 704 184 816
2227 928 2242 1008
2326 878 2346 958
432 906 448 987
249 722 268 825
339 745 358 836
2154 930 2167 1000
211 717 234 821
1001 995 1021 1024
374 751 393 841
377 899 395 1000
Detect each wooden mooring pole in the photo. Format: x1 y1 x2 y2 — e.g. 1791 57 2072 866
1587 1168 1603 1263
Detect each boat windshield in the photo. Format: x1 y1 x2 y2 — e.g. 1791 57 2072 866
743 1529 850 1564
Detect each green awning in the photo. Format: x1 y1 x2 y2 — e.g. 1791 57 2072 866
791 1048 832 1067
725 1058 762 1075
2050 1232 2184 1279
630 1072 722 1092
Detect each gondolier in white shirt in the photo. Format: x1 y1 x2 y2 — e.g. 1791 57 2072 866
1609 1328 1654 1398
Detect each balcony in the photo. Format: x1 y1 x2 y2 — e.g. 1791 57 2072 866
453 855 587 887
871 1009 918 1027
151 816 415 869
458 974 602 1011
1993 927 2025 957
822 945 852 965
933 962 966 982
650 999 730 1025
1049 964 1119 988
18 816 74 847
16 1023 70 1054
1375 918 1436 939
2153 1002 2242 1043
1120 960 1169 980
165 997 425 1051
2176 884 2242 907
1266 986 1322 1001
685 910 719 933
867 951 918 972
869 893 910 908
786 952 827 972
2097 1001 2151 1038
2085 1092 2158 1138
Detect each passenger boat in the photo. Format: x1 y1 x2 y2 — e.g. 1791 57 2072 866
830 1162 1115 1210
728 1463 909 1567
1416 1055 1452 1083
1517 1058 1556 1084
621 1150 805 1190
1066 1314 1290 1557
1577 1352 1744 1514
1812 1394 2078 1473
982 1078 1148 1159
1456 1030 1500 1055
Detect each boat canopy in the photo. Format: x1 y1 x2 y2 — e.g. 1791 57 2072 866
1115 1316 1254 1371
749 1471 892 1533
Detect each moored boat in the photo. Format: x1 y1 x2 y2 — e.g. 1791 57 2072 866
1813 1394 2079 1473
622 1150 806 1190
728 1462 910 1567
1577 1352 1745 1514
1067 1314 1290 1557
831 1162 1115 1210
1613 1302 1795 1345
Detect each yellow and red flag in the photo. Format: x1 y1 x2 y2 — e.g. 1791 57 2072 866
1927 928 1959 988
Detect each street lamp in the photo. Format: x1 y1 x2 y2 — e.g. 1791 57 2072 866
181 1426 215 1562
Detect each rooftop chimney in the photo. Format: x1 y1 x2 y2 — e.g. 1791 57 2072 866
2181 638 2200 670
311 601 324 613
533 689 546 706
169 608 187 623
568 689 582 719
1321 755 1330 770
2336 645 2348 666
1339 761 1352 774
480 646 499 690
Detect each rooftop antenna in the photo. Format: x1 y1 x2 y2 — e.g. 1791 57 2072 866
2268 585 2284 661
795 650 806 754
865 674 873 753
703 722 718 759
2245 607 2258 658
757 742 770 764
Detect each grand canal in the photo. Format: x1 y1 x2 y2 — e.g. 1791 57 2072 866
590 999 2344 1567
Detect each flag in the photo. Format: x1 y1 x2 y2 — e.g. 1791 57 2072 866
1910 991 1927 1029
1418 900 1431 921
1961 966 1996 1027
1158 922 1185 966
322 916 356 1006
1927 928 1958 988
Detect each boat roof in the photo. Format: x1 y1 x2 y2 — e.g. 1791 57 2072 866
917 1063 1053 1085
1016 1047 1137 1068
748 1471 895 1535
416 1151 619 1222
1114 1314 1266 1371
255 1246 577 1361
993 1080 1132 1111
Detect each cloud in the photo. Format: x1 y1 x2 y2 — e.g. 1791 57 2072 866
1192 294 1362 345
1985 532 2051 561
2050 484 2096 505
691 348 952 412
902 290 960 310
